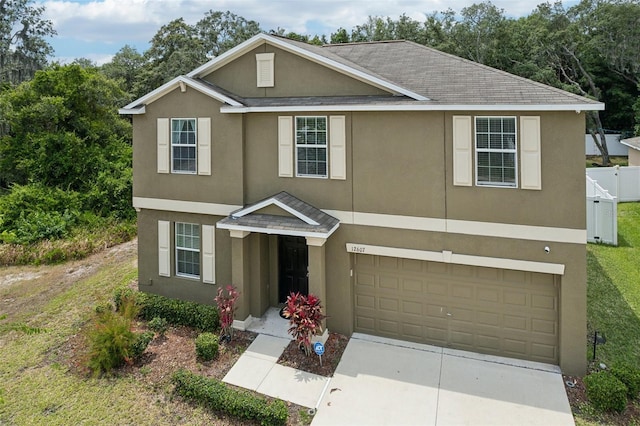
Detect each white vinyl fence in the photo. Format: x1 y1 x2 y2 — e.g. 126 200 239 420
586 174 618 245
586 166 640 202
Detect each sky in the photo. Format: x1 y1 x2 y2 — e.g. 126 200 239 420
38 0 580 66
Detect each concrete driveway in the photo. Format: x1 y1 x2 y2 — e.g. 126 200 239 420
312 334 574 426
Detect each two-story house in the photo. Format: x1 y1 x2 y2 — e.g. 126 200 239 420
120 33 603 376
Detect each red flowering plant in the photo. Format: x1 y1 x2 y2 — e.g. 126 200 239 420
214 285 239 342
282 292 326 356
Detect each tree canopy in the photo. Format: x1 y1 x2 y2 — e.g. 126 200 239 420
0 0 56 88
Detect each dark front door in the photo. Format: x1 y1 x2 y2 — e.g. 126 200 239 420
278 235 309 302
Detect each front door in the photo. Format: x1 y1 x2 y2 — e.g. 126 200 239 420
278 236 309 302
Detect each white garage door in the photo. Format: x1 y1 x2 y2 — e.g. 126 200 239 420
354 254 559 364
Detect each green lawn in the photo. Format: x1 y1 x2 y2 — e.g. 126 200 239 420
587 202 640 367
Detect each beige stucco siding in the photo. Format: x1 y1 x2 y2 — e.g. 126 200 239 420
629 149 640 167
132 88 244 205
206 45 390 98
445 111 586 229
351 111 446 217
243 112 354 210
137 209 232 305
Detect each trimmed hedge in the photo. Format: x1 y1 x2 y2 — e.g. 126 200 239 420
195 332 219 361
584 371 628 412
114 287 219 331
610 363 640 399
172 369 288 426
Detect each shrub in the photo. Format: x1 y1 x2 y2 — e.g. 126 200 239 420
85 307 135 375
214 285 239 341
113 287 220 331
584 371 628 412
282 292 326 356
130 331 155 359
140 293 219 331
195 332 219 361
148 316 168 336
610 363 640 398
172 369 288 426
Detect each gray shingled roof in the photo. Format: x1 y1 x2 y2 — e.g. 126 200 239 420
273 37 600 106
621 136 640 151
217 192 339 237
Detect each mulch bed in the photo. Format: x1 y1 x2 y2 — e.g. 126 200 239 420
277 332 350 377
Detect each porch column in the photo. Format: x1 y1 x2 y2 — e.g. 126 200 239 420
230 230 251 329
306 236 328 342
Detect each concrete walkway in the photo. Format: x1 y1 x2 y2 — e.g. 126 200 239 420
223 334 331 408
224 318 574 425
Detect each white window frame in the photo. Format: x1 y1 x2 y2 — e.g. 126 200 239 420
175 222 200 279
171 118 198 174
295 116 328 178
474 116 518 188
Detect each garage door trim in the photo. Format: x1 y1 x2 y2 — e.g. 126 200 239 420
346 243 565 275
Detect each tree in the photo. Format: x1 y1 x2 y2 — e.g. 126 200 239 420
0 65 132 201
133 18 207 97
100 45 144 101
196 10 261 58
445 2 509 68
330 27 350 44
0 0 56 87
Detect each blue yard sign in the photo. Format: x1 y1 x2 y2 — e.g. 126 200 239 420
314 341 325 356
314 341 325 366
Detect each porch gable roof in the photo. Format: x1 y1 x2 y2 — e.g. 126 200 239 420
216 192 339 238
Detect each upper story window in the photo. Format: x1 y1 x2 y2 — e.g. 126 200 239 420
296 116 327 178
475 117 517 187
175 222 200 278
172 118 197 174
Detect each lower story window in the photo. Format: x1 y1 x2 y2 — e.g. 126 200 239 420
176 222 200 278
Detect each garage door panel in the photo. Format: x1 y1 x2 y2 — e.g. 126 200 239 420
504 314 528 331
402 300 423 316
451 284 474 300
379 297 399 313
532 294 556 310
531 343 557 361
354 254 559 364
427 282 448 296
532 318 557 335
355 293 375 309
402 278 423 293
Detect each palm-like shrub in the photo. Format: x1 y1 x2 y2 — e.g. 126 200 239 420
282 292 326 356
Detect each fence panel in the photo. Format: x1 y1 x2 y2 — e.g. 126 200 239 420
586 175 618 245
586 166 640 201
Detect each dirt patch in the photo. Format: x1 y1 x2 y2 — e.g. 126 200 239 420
0 271 42 288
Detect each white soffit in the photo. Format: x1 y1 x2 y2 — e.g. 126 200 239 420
220 102 604 114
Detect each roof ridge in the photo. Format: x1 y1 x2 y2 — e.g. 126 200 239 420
322 40 407 47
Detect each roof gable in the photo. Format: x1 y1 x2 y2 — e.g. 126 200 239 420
187 33 428 101
217 192 340 238
119 75 243 115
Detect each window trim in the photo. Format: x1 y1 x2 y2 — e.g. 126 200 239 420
295 115 328 179
175 222 201 279
474 116 518 188
171 118 198 175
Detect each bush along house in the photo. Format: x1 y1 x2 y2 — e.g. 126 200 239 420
120 33 603 376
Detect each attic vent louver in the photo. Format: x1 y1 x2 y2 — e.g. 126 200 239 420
256 52 274 88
